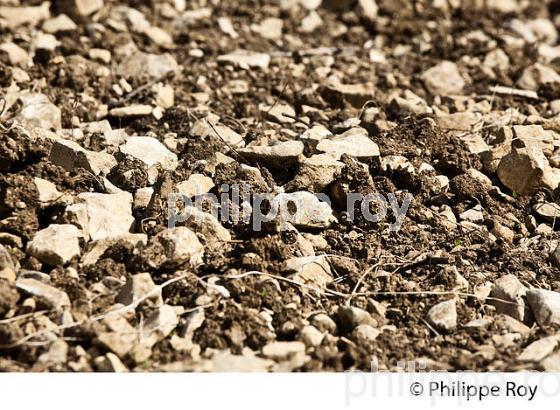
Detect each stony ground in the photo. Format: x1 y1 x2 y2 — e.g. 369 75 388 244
2 0 560 372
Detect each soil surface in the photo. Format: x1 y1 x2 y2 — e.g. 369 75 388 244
1 0 560 372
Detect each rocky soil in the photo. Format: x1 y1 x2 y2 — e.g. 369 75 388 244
2 0 560 372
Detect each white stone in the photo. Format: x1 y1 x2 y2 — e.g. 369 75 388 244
497 146 560 195
259 103 296 124
145 26 173 47
284 255 333 290
0 42 29 67
88 48 111 64
109 104 153 118
119 136 178 171
33 177 72 207
76 0 104 16
26 224 80 266
49 139 117 176
518 335 560 362
217 17 239 39
518 63 560 91
239 140 304 167
489 274 528 322
0 2 50 28
154 227 204 265
176 174 214 198
16 278 71 309
17 92 61 130
422 61 465 95
252 17 283 40
316 128 380 160
178 206 231 243
427 299 457 331
272 191 336 229
42 14 77 33
262 341 306 360
117 51 180 80
117 272 163 306
217 50 271 70
75 192 134 241
300 11 322 33
527 289 560 327
299 325 324 347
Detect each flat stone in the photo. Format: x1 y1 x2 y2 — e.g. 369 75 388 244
0 2 50 28
176 174 214 198
109 104 153 118
42 14 77 33
17 92 61 130
88 48 111 64
541 352 560 371
262 341 306 360
239 140 304 168
320 81 375 108
144 26 173 47
16 278 71 309
259 103 296 124
533 202 560 222
217 49 270 70
316 128 380 160
526 289 560 327
518 335 560 362
189 119 245 147
0 42 29 67
489 274 529 323
81 234 147 265
117 51 179 80
26 224 80 266
117 272 163 306
73 192 134 241
119 136 178 171
49 139 117 176
427 299 457 331
422 61 465 95
284 255 333 290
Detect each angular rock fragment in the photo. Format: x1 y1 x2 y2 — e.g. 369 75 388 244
16 278 71 309
316 128 380 160
518 63 560 91
421 61 465 95
119 137 178 171
489 275 530 323
109 105 153 118
49 139 117 176
17 93 61 130
117 51 179 80
26 224 80 266
117 272 163 307
239 141 304 168
286 154 344 192
176 174 214 198
427 299 457 331
526 289 560 327
283 255 333 291
70 192 134 241
176 206 231 243
217 50 270 70
337 306 377 333
497 146 560 195
154 227 204 265
271 191 336 229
